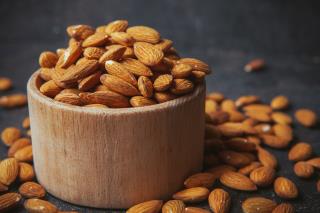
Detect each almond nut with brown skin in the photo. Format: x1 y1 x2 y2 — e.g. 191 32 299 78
110 32 134 46
306 157 320 169
185 207 211 213
218 150 252 168
83 47 105 60
100 74 140 96
208 188 231 213
79 91 130 108
206 92 224 103
221 99 236 112
206 165 236 179
274 177 298 199
249 166 275 187
127 25 160 44
54 93 83 106
227 110 246 122
246 111 272 122
235 95 260 107
242 197 276 213
243 104 272 114
207 111 229 125
271 112 292 125
0 77 12 91
130 96 156 107
78 71 102 92
154 92 176 103
272 203 295 213
66 25 94 40
0 158 19 185
56 42 82 68
134 42 164 66
22 117 30 129
238 162 262 176
19 182 46 198
273 124 293 143
220 171 257 191
244 58 265 72
271 95 289 110
24 198 58 213
82 32 109 48
126 200 163 213
19 162 35 182
121 58 153 77
8 138 31 157
295 108 317 127
0 193 22 212
104 20 128 35
171 63 193 78
40 80 63 98
138 76 153 98
14 145 33 162
224 138 256 152
153 74 173 92
178 58 211 74
0 94 27 108
184 173 215 188
39 51 59 68
172 187 210 203
205 99 219 114
162 200 185 213
288 142 312 161
260 134 289 149
154 39 173 51
105 60 137 86
99 46 126 65
257 147 278 168
171 79 194 95
1 127 21 147
293 161 314 178
254 124 273 134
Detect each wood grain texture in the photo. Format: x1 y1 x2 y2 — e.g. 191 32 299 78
27 72 205 209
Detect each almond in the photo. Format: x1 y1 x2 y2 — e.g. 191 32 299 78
127 26 160 44
59 59 99 84
220 171 257 191
224 138 256 152
130 96 156 107
138 76 153 98
254 124 273 134
172 187 210 203
39 51 59 68
274 177 298 199
227 110 246 122
257 147 278 168
242 118 258 127
306 157 320 169
293 161 314 178
0 93 27 108
208 188 231 213
154 39 173 51
0 77 12 91
153 74 173 92
82 32 109 47
178 58 211 74
272 203 295 213
217 122 256 137
185 207 211 213
0 158 19 185
243 104 272 114
105 60 137 86
162 200 185 213
206 92 224 103
242 197 276 213
24 198 58 213
171 63 193 78
134 42 164 66
59 88 81 95
238 161 262 176
105 20 128 35
154 92 176 103
170 79 194 95
14 145 33 162
260 134 289 149
206 165 236 178
271 95 289 110
1 127 21 147
8 138 31 157
295 108 317 127
235 95 260 107
22 117 30 129
205 99 219 114
78 71 102 92
79 91 130 108
110 32 134 46
271 112 292 125
19 181 46 198
273 124 293 143
54 93 83 106
288 142 312 161
40 80 63 98
244 58 265 72
221 99 237 112
184 173 215 188
207 111 229 125
107 44 134 58
83 47 105 59
249 166 275 187
126 200 162 213
100 74 140 96
66 25 94 40
191 70 207 82
99 46 126 65
0 193 22 212
245 111 272 122
121 58 153 77
218 150 252 168
19 162 35 182
56 42 82 68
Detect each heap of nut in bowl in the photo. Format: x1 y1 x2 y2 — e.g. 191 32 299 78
37 20 211 108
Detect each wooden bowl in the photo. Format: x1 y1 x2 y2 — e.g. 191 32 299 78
27 72 205 209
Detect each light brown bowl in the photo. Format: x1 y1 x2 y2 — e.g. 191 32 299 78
27 72 205 209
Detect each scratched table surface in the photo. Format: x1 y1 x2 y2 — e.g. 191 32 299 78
0 0 320 212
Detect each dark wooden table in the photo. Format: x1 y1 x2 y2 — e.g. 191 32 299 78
0 0 319 212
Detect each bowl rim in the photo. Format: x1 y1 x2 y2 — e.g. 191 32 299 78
27 72 205 115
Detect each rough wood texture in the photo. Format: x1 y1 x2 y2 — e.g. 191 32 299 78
27 72 205 209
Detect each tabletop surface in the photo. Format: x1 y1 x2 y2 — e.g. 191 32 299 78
0 0 319 212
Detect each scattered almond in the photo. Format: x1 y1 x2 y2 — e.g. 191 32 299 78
1 127 21 147
0 77 12 91
220 171 257 191
0 93 27 108
8 138 31 157
24 198 58 213
162 200 185 213
242 197 276 213
272 203 295 213
293 161 314 178
208 188 231 213
0 193 22 212
235 95 260 107
14 145 33 162
244 59 265 72
238 161 262 176
19 182 46 198
288 142 312 162
295 108 317 127
184 173 215 188
306 157 320 169
274 177 298 199
172 187 210 203
0 158 19 185
271 112 292 125
19 162 35 182
249 166 275 187
271 95 289 110
185 207 211 213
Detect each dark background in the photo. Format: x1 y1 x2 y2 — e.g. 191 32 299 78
0 0 319 212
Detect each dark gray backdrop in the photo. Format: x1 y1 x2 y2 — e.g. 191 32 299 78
0 0 319 212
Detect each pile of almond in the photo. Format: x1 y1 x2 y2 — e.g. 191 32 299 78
36 20 211 108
